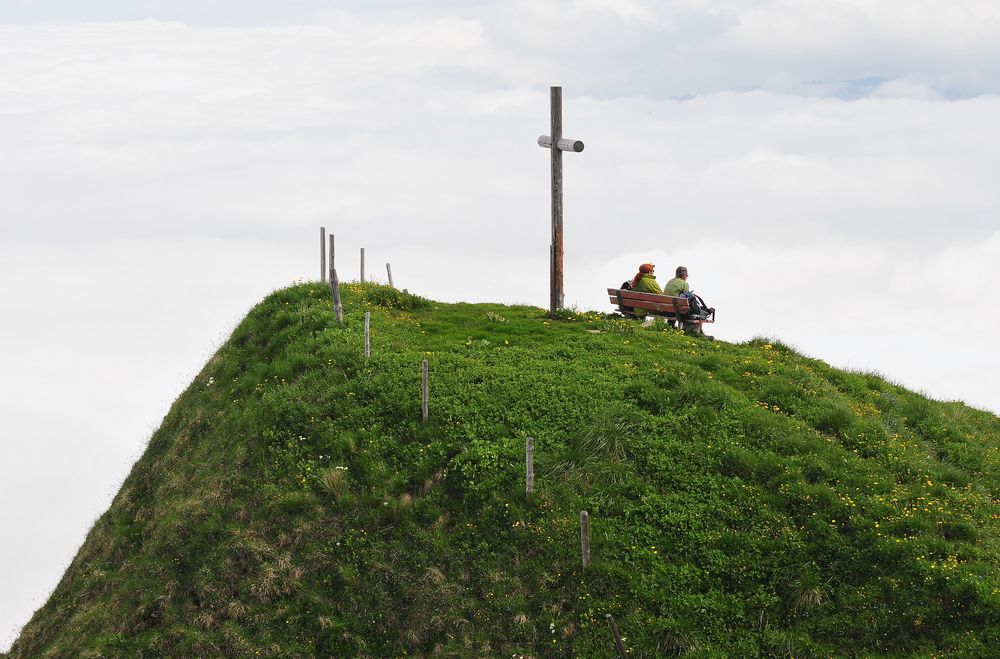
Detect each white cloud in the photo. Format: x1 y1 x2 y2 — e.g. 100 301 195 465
6 2 1000 98
3 22 999 251
571 0 655 23
871 77 944 100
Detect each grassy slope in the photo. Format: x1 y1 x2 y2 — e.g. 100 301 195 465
8 282 1000 657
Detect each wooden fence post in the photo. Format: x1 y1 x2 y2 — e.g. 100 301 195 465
606 614 627 658
320 227 327 282
421 360 429 422
581 510 590 569
331 268 344 324
361 248 365 283
364 312 371 358
525 437 534 495
386 263 394 288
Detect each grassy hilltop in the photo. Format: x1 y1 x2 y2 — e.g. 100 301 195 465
8 282 1000 657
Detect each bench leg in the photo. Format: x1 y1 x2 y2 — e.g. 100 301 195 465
681 320 701 334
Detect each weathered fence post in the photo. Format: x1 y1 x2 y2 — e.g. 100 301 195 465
331 268 344 324
364 312 370 358
386 263 394 288
581 510 590 569
421 360 429 422
525 437 534 495
360 248 365 283
606 614 627 658
320 227 327 282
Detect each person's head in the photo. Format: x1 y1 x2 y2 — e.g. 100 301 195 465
631 263 655 288
675 266 688 280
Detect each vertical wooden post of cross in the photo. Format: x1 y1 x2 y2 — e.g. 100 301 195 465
581 510 590 569
538 86 584 316
360 248 366 283
320 227 327 282
550 87 562 315
386 263 394 288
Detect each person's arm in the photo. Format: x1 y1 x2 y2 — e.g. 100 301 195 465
647 278 663 295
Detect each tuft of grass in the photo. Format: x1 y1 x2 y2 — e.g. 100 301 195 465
318 466 350 499
787 571 826 614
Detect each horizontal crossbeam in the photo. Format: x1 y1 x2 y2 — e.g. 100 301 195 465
537 135 585 153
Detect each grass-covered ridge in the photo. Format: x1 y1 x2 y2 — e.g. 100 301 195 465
8 282 1000 657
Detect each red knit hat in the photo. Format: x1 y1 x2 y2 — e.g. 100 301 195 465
639 263 655 274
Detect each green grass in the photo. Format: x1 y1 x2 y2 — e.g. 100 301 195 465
8 282 1000 657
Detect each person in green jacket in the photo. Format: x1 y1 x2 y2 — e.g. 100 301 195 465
665 265 715 329
664 266 691 297
630 263 662 294
628 263 661 320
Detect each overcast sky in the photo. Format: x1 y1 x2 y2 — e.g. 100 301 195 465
3 0 1000 649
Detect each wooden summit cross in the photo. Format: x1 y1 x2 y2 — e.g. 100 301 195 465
538 86 585 316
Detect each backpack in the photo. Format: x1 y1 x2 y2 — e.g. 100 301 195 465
690 293 714 320
620 280 632 290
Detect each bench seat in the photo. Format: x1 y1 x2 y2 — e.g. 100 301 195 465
607 288 715 324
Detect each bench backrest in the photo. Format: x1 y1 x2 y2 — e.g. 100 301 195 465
607 288 691 315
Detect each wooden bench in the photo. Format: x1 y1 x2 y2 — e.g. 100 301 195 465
607 288 716 326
